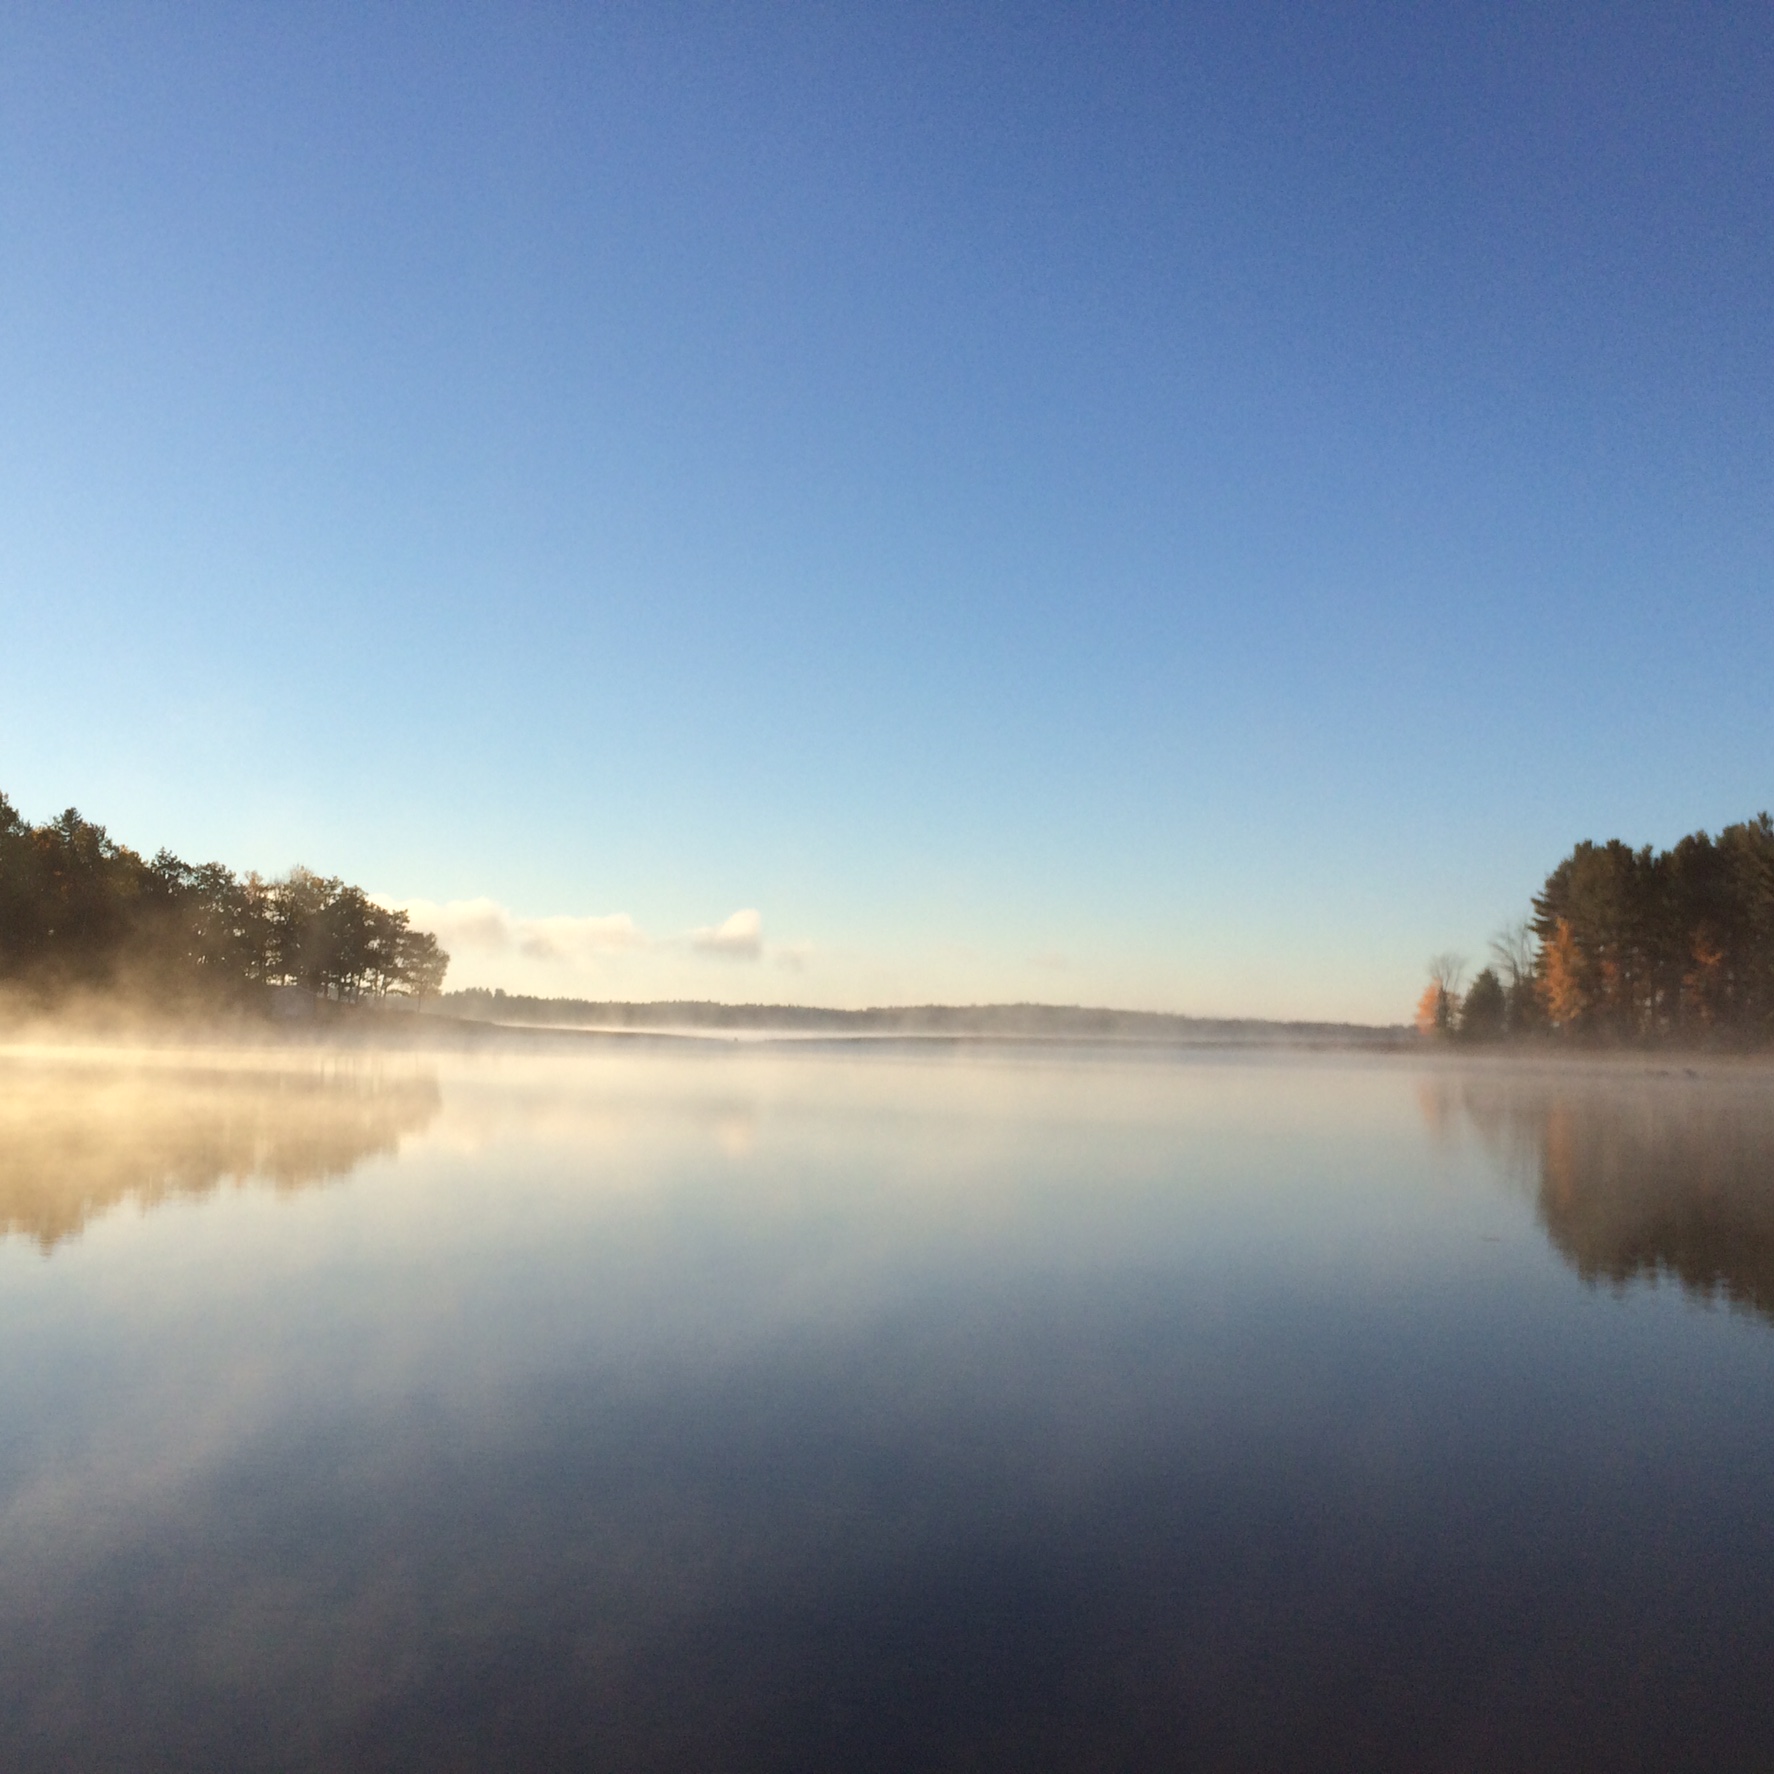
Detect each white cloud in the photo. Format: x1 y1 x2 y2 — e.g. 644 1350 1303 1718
515 912 649 961
395 898 648 962
689 907 764 961
387 898 808 992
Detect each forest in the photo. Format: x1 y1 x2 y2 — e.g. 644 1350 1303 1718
0 792 447 1007
1423 814 1774 1044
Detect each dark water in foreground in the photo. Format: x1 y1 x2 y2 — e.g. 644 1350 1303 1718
2 1044 1773 1771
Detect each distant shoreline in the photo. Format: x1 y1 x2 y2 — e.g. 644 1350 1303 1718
0 987 1413 1052
423 992 1412 1046
15 987 1774 1062
9 1007 1774 1076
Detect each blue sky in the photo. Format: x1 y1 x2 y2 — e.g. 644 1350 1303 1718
3 3 1770 1017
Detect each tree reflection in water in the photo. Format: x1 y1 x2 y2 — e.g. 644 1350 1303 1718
0 1052 441 1248
1444 1067 1774 1322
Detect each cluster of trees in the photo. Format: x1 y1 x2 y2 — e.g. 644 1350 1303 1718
1420 814 1774 1044
0 793 447 1006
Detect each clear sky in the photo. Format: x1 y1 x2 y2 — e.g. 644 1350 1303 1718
3 3 1770 1018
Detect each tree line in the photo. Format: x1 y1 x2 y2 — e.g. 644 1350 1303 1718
1421 814 1774 1044
0 792 447 1006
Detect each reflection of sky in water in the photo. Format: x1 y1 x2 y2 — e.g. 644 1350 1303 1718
3 1048 1774 1770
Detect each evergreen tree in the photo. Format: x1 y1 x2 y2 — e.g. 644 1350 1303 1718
1511 814 1774 1044
1459 968 1507 1041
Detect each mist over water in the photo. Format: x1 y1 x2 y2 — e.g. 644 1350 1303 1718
3 1044 1773 1770
0 1049 440 1247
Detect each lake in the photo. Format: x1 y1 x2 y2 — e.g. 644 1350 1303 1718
2 1040 1772 1770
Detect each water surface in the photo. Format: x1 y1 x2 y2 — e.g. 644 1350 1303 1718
2 1043 1772 1770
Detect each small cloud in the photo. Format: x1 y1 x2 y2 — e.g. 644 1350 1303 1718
773 942 813 973
690 908 764 960
1031 951 1070 971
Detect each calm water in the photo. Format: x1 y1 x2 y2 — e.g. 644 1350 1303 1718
2 1042 1773 1771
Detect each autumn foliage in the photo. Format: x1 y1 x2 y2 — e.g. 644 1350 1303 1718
1423 815 1774 1044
